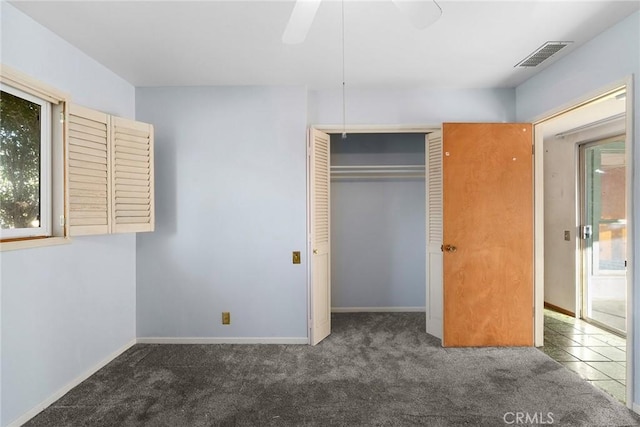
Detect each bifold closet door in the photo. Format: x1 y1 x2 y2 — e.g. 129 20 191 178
442 123 533 347
426 131 443 340
309 128 331 345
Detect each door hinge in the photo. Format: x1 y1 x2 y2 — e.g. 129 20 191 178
532 145 535 155
60 112 65 124
59 215 65 226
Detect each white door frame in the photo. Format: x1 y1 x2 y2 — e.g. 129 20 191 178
306 125 439 344
531 76 634 408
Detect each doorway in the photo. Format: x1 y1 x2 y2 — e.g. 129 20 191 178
534 80 632 406
308 127 437 345
329 133 427 313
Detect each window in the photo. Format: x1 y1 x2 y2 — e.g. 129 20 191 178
0 83 52 239
0 65 67 250
0 65 154 250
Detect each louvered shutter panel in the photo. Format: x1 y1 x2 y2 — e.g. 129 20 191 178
67 104 111 236
111 116 154 233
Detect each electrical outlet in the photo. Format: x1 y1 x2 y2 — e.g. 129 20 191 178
292 251 301 264
222 312 230 325
564 230 570 241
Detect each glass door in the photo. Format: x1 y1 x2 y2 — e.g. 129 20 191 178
580 137 626 335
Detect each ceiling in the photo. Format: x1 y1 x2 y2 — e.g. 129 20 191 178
9 0 640 89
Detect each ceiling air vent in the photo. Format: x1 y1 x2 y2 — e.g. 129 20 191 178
515 41 573 67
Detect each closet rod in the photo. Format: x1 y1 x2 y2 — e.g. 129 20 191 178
331 165 424 170
330 165 425 180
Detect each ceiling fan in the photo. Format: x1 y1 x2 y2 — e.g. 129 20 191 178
282 0 443 44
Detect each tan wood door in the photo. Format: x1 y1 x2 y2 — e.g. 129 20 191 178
442 123 533 347
309 128 331 345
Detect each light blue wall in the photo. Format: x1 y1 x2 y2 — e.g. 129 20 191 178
135 86 308 340
310 87 516 125
331 133 425 309
0 3 137 426
134 84 517 339
516 10 640 410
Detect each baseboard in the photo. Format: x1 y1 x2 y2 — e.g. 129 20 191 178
136 337 308 344
331 306 425 313
8 338 136 427
543 302 575 317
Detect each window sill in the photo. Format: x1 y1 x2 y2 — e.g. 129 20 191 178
0 237 71 252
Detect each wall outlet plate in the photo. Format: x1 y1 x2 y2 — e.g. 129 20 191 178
222 312 230 325
564 230 571 241
292 251 301 264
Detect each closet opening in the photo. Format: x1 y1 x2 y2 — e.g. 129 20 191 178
329 132 426 314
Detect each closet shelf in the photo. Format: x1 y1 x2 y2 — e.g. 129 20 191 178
330 165 425 180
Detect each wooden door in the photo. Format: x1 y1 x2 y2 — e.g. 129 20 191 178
309 128 331 345
443 123 533 347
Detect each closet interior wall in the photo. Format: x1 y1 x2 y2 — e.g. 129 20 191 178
330 133 426 311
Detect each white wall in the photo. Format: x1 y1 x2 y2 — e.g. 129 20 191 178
0 3 137 426
135 86 309 340
543 136 578 313
516 10 640 410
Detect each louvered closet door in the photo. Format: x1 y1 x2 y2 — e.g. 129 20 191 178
68 104 110 236
111 116 154 233
310 128 331 345
425 130 443 340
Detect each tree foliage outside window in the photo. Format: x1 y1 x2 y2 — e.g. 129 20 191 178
0 90 41 230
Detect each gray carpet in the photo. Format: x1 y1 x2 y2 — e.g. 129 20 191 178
26 313 640 426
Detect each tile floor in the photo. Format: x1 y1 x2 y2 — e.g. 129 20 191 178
541 309 627 403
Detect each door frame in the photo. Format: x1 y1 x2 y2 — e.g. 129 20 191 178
531 76 634 408
306 125 439 344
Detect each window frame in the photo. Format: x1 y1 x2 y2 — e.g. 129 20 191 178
0 82 53 239
0 65 70 251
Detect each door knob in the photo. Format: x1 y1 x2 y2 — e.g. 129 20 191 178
313 249 318 254
444 244 457 253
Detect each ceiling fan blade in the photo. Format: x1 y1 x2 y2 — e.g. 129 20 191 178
282 0 322 44
392 0 442 30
